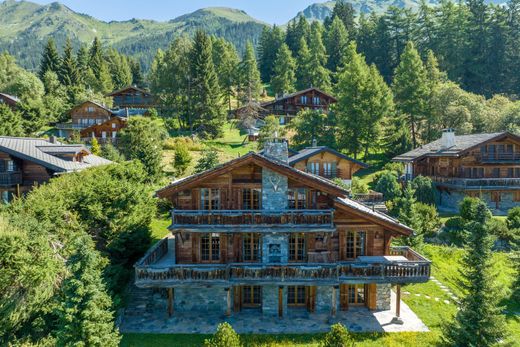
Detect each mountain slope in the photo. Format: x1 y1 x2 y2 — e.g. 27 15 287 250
0 1 266 71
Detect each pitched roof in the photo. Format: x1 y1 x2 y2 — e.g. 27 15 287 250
37 145 89 155
0 137 112 173
156 151 349 198
288 146 369 168
260 87 337 107
107 85 152 97
0 92 20 104
393 132 520 162
69 100 114 115
80 116 127 133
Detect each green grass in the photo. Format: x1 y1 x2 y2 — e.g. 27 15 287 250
150 213 171 244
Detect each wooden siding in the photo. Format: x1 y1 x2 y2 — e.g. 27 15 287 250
80 117 127 140
70 101 112 125
292 151 364 180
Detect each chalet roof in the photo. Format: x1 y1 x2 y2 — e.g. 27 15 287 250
335 197 413 236
260 87 337 107
288 146 369 168
81 116 127 132
107 85 152 97
69 100 114 115
0 137 112 173
0 92 20 103
156 151 349 198
393 132 520 162
37 145 88 155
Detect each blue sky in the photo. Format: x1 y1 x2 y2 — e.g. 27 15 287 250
31 0 328 24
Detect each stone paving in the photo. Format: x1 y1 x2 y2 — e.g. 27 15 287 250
119 290 428 334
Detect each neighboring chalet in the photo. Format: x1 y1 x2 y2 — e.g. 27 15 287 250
80 116 127 143
393 129 520 214
288 143 368 183
0 136 111 203
107 85 155 111
235 88 337 125
134 140 430 325
0 92 20 110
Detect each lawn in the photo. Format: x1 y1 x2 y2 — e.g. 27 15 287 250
121 244 518 346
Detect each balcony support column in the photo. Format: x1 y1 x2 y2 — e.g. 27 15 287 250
225 288 231 317
167 287 174 317
331 286 337 317
278 286 284 318
391 284 403 325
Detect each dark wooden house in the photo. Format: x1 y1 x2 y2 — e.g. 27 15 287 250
134 140 430 321
56 101 115 138
0 93 20 110
80 116 127 143
107 86 155 109
0 136 111 203
393 129 520 213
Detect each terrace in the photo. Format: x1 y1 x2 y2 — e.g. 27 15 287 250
432 176 520 189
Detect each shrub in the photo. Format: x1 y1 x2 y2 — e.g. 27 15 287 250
459 197 491 222
163 136 203 151
507 206 520 230
412 202 442 237
204 322 241 347
194 147 220 173
383 162 405 177
374 171 401 201
90 137 101 155
487 218 513 244
411 175 436 205
351 177 369 194
173 143 192 177
321 323 355 347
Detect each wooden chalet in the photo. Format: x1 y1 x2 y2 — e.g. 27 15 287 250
0 136 111 203
0 92 20 110
234 88 337 125
80 116 127 143
393 129 520 213
56 101 115 138
135 140 430 320
107 85 155 109
288 142 368 182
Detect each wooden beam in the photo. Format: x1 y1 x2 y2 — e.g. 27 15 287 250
396 285 401 318
278 286 283 318
167 288 174 317
331 286 337 317
226 288 231 317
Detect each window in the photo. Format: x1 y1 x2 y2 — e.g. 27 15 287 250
289 233 306 261
101 131 107 139
345 231 366 259
287 286 306 306
243 233 260 261
200 188 220 210
514 191 520 202
300 95 308 104
466 191 480 198
112 123 116 129
7 160 15 172
88 119 95 125
508 168 514 178
516 168 520 178
87 106 95 113
201 233 220 262
323 163 333 177
112 131 117 138
288 188 306 209
81 118 89 125
242 188 261 210
506 144 513 153
308 162 319 175
491 168 501 178
242 286 262 307
312 96 320 105
347 284 366 305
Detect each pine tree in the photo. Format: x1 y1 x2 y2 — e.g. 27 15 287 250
106 48 132 89
392 41 429 148
56 235 120 347
257 115 285 150
194 147 220 173
325 16 349 75
423 50 445 142
173 143 192 177
212 37 240 111
296 37 312 90
190 31 225 139
88 38 113 94
39 39 61 84
90 137 101 155
326 0 356 35
258 25 285 82
270 44 296 96
59 38 79 87
289 109 336 148
444 200 506 346
238 41 262 105
129 58 144 87
0 104 24 136
306 22 331 91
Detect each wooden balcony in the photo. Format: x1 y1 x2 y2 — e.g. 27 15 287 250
0 172 22 186
170 209 335 232
134 240 430 287
476 153 520 163
432 176 520 189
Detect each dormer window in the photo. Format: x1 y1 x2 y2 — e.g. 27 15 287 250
87 106 95 113
300 95 308 104
200 188 220 210
312 96 320 105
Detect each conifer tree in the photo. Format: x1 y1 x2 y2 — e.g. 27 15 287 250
287 16 311 56
39 38 61 82
76 45 90 76
258 25 285 82
173 143 192 177
238 41 262 105
190 30 225 138
56 235 120 347
106 48 132 89
129 58 144 87
88 38 113 94
306 22 331 91
290 109 336 148
90 137 101 155
212 37 240 111
444 200 506 346
59 38 79 87
325 0 356 35
270 44 296 96
0 104 24 136
325 16 349 75
423 50 445 142
194 147 220 173
392 41 429 148
296 37 312 90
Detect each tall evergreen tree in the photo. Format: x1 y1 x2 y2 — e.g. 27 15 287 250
326 0 356 35
129 58 144 87
190 31 225 138
423 50 445 142
325 16 349 75
444 200 507 346
56 235 120 347
258 25 285 82
238 41 262 105
270 44 296 96
59 38 79 87
392 41 429 148
306 22 331 91
296 37 312 90
212 37 240 111
88 37 113 94
106 48 132 89
39 39 61 83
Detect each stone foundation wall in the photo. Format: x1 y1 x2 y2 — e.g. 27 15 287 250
174 286 227 313
315 286 339 313
376 284 391 310
439 189 520 215
262 285 287 317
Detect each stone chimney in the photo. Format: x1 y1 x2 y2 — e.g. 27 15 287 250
263 139 289 163
49 136 57 144
440 128 456 149
311 138 317 147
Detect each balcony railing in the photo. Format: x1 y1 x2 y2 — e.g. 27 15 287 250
305 169 340 179
171 209 335 230
55 123 88 130
432 176 520 189
0 172 22 186
477 153 520 162
135 246 431 287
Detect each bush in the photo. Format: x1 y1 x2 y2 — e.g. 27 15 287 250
204 322 242 347
411 175 436 205
163 136 203 151
173 143 192 177
383 162 405 177
507 206 520 230
374 171 401 201
487 218 513 244
351 177 369 194
321 323 355 347
412 202 442 237
459 197 491 222
194 147 220 173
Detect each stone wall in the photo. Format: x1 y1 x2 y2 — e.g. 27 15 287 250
261 167 288 210
315 286 338 313
261 233 289 264
174 285 228 313
439 189 520 216
262 285 287 317
376 284 391 311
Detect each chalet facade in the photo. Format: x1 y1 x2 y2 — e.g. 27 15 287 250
80 116 127 143
135 140 430 322
0 92 20 110
107 86 155 110
0 136 111 203
235 88 337 125
288 144 368 183
56 101 115 138
393 129 520 214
